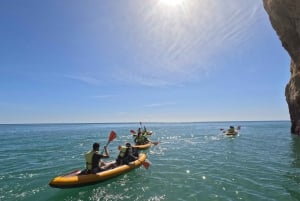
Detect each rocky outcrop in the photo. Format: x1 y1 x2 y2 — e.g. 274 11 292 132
263 0 300 134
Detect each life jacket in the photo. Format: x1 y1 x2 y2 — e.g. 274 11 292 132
135 134 146 144
85 150 97 170
118 146 128 158
116 146 138 165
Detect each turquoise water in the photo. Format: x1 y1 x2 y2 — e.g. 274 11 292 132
1 121 300 201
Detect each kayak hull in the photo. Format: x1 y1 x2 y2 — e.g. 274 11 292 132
49 153 146 188
132 142 152 150
225 131 238 136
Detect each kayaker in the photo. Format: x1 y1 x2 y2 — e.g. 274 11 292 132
227 126 235 134
116 143 138 165
85 142 115 173
134 130 149 145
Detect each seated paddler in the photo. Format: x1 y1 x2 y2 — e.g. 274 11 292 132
116 143 138 165
227 126 235 134
85 142 115 173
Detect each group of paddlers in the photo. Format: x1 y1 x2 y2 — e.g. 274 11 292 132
84 125 152 174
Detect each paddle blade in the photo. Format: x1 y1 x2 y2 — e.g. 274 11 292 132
151 141 159 145
142 160 150 169
130 129 136 134
108 130 117 143
220 128 224 131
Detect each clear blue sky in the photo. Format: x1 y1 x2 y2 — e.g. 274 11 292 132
0 0 290 124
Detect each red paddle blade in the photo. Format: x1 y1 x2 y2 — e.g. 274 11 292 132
130 129 136 134
142 161 150 169
151 142 159 145
109 130 117 142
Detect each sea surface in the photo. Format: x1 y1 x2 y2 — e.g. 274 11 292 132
1 121 300 201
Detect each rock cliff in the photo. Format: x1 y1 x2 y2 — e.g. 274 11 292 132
263 0 300 134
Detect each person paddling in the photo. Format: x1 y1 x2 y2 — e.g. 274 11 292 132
226 126 240 135
227 126 235 134
85 142 115 174
116 143 138 165
134 128 150 145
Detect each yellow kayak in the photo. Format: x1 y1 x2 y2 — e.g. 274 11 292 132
49 153 147 188
225 131 238 136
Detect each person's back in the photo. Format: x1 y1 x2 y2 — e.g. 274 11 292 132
134 133 142 145
135 133 149 145
116 143 138 165
85 149 95 171
85 142 110 173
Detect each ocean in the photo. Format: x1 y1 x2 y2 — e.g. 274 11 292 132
1 121 300 201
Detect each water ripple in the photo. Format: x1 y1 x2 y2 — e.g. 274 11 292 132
0 122 297 201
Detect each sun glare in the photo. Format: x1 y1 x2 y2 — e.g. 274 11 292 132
160 0 185 7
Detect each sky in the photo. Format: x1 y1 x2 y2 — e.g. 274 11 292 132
0 0 291 124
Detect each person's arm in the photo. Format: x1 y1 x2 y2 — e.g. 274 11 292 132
102 146 110 158
128 148 138 160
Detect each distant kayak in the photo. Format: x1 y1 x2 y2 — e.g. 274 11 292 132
49 153 147 188
222 126 241 136
225 131 238 136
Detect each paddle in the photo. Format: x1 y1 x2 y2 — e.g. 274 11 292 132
130 129 137 135
151 141 159 145
141 160 150 169
105 130 117 147
140 122 150 134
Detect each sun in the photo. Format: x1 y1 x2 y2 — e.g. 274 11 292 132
159 0 185 7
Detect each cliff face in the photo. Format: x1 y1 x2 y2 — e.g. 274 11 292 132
263 0 300 134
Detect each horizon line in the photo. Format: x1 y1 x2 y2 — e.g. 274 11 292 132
0 120 291 125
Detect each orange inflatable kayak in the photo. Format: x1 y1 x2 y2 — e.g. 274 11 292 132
49 153 146 188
